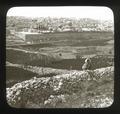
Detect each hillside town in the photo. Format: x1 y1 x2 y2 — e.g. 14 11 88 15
6 16 113 35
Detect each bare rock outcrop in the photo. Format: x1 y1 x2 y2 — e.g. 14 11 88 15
6 66 114 108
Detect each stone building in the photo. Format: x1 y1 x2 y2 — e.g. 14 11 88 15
15 32 45 44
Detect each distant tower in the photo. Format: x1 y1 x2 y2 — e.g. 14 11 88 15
82 58 91 70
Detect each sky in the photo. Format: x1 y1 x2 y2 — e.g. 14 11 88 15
7 6 114 21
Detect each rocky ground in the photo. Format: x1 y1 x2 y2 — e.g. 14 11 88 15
6 66 114 108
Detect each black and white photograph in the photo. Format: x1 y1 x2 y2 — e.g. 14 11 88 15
6 6 114 108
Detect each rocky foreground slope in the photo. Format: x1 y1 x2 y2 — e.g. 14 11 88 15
6 66 114 108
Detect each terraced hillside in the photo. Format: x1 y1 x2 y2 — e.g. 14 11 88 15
6 31 114 108
6 48 113 69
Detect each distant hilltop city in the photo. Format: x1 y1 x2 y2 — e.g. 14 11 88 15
6 16 114 34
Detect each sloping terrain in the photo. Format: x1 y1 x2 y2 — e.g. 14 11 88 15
6 48 114 70
6 32 114 108
6 65 38 87
6 48 61 66
6 63 74 87
6 66 114 108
